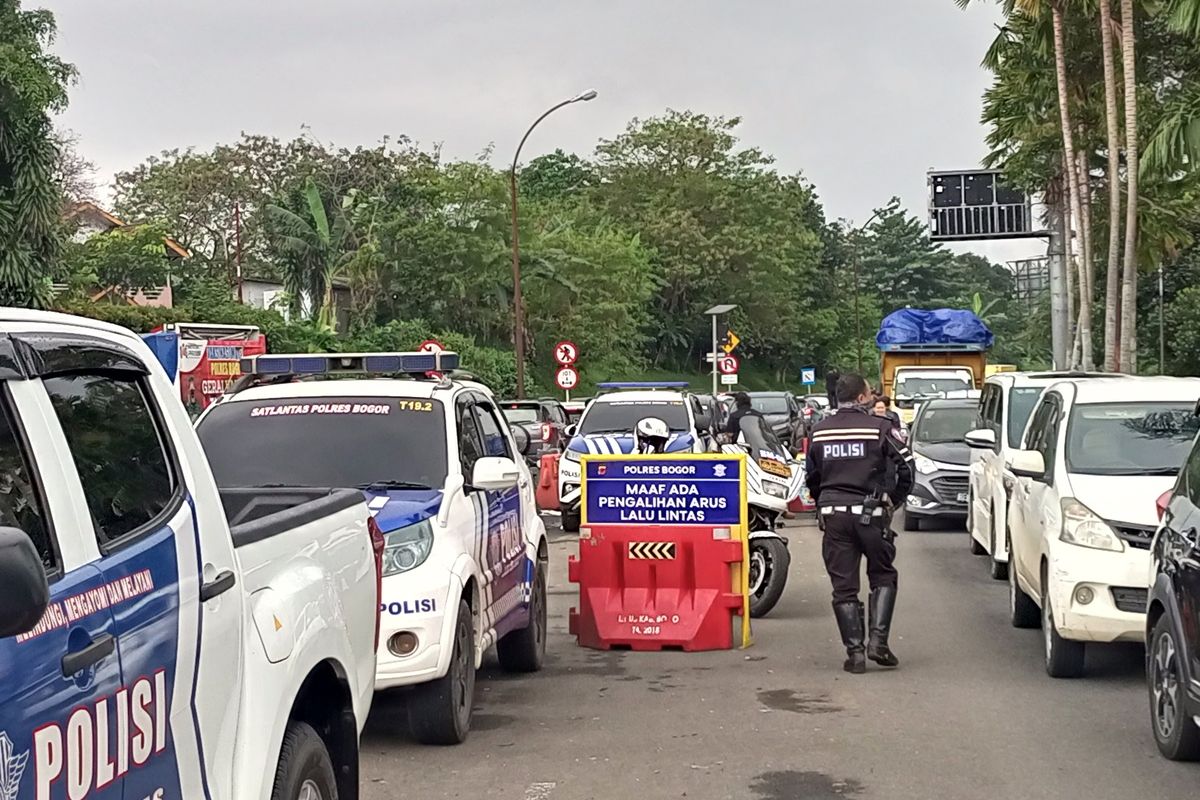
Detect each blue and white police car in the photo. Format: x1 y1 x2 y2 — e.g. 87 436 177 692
196 352 548 745
557 382 716 532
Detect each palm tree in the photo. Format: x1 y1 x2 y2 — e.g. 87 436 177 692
1118 0 1139 370
1098 0 1123 370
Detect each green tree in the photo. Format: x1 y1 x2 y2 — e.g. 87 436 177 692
0 0 75 307
58 224 175 299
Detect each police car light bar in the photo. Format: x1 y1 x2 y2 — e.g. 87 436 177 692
239 351 461 377
596 381 690 390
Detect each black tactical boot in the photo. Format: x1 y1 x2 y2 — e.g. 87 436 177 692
833 601 866 674
867 586 899 667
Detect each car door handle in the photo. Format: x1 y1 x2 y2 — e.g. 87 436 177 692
61 633 115 677
199 569 237 602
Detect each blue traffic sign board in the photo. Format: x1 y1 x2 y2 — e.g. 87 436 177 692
801 367 816 385
582 456 744 526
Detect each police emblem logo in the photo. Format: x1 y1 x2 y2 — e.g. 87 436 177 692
597 464 607 476
0 731 30 800
888 428 906 444
713 464 727 478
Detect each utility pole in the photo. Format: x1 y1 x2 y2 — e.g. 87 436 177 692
1159 262 1166 373
234 202 244 304
1047 203 1069 370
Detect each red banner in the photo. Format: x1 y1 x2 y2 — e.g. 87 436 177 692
177 335 267 412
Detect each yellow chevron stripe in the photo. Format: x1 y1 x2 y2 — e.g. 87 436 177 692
627 541 677 560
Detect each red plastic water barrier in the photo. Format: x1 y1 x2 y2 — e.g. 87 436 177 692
536 453 560 511
568 525 745 651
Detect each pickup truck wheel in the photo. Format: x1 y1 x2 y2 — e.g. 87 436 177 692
408 599 475 745
498 561 548 672
271 721 338 800
1042 579 1085 678
561 509 581 533
1149 615 1200 760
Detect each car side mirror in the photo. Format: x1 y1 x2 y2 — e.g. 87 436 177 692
0 527 50 638
964 429 997 450
471 456 521 491
1009 449 1047 480
564 424 579 439
509 425 532 456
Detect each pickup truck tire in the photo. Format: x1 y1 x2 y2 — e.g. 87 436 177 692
408 598 475 745
561 509 581 533
271 721 338 800
498 561 548 672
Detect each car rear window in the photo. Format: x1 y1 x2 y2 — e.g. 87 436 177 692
579 399 690 434
197 397 448 489
500 404 540 424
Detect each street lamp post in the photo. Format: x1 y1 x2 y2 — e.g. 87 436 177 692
509 89 598 398
849 209 884 374
704 304 737 395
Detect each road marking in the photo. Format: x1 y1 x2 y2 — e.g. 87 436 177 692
524 782 556 800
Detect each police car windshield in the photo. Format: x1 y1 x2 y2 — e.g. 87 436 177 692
1066 402 1199 475
579 399 690 434
197 397 448 489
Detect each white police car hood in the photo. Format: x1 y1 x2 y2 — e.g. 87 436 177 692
567 431 695 455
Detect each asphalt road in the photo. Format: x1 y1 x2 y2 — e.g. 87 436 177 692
360 515 1199 799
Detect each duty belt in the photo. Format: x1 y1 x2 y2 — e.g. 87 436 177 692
820 504 885 517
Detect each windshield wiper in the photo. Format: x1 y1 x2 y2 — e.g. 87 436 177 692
355 480 434 491
1076 467 1178 476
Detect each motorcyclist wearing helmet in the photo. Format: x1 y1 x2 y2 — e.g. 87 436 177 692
721 392 762 443
634 417 671 454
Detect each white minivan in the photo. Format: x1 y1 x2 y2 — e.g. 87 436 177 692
1004 376 1200 678
965 371 1117 579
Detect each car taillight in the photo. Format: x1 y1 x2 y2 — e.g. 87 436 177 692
541 423 552 441
369 516 384 652
1156 490 1172 522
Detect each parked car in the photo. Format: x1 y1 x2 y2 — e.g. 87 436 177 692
500 398 571 459
693 392 727 442
197 352 548 744
1147 416 1200 760
0 308 379 800
748 391 803 447
1006 376 1200 678
965 371 1119 579
903 397 978 530
563 398 589 425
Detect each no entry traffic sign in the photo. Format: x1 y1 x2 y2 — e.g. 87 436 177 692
554 340 579 366
555 366 579 391
418 339 446 354
717 355 739 375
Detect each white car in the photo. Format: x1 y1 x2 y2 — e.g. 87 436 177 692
557 382 715 532
1004 376 1200 678
197 352 548 744
0 309 378 800
965 371 1119 579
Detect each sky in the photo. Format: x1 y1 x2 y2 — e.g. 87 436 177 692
39 0 1045 266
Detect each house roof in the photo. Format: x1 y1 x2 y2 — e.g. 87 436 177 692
67 201 191 259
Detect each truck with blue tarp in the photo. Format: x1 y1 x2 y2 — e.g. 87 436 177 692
876 308 992 425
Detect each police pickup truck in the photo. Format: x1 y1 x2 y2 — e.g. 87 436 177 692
557 382 716 532
195 352 548 745
0 310 380 800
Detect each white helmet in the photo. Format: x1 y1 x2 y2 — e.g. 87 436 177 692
635 417 671 454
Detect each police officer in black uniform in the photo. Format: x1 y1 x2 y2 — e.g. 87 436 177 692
722 391 761 438
805 372 914 674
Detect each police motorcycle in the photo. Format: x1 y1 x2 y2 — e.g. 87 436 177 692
720 414 801 617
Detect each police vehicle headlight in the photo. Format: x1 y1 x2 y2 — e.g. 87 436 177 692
382 519 435 576
913 454 938 475
563 449 582 463
763 481 788 499
1059 499 1124 552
